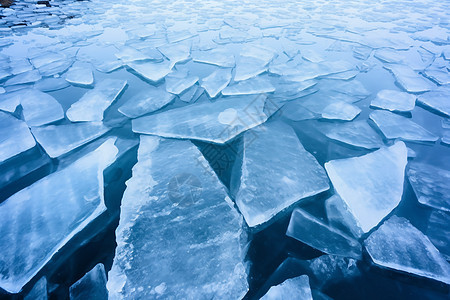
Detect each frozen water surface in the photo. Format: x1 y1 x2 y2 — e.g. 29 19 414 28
0 0 449 298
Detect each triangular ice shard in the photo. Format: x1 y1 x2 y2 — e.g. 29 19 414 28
325 142 407 233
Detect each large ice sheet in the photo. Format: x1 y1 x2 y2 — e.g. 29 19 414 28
0 139 118 293
132 94 271 143
365 216 450 284
107 136 248 299
287 208 362 259
118 86 175 118
417 87 450 117
260 275 312 300
31 122 110 158
20 89 64 126
66 79 127 122
231 122 329 227
325 142 407 233
69 263 108 300
384 64 435 93
369 110 439 142
407 162 450 212
0 112 36 163
370 89 416 112
319 120 384 150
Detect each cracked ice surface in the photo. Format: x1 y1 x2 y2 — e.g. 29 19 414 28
0 0 449 298
107 136 248 299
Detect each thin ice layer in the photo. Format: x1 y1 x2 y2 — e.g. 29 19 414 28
231 122 329 227
132 94 271 143
325 142 407 233
107 136 248 299
0 139 118 293
365 216 450 284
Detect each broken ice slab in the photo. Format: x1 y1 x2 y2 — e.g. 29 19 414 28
38 59 74 77
192 48 235 67
407 162 450 212
286 60 354 82
10 58 33 75
260 275 312 300
234 56 268 81
369 110 439 143
0 111 36 163
417 87 450 117
370 89 416 112
165 72 199 95
65 62 94 87
222 76 275 96
281 102 316 121
365 216 450 284
241 44 276 64
325 141 407 233
201 68 232 98
31 122 110 158
118 86 175 118
330 80 370 98
107 136 248 299
115 46 150 63
30 52 67 69
20 89 64 126
426 209 450 261
423 68 450 85
132 94 271 144
0 139 118 294
94 59 123 73
231 122 329 227
179 84 202 103
325 195 363 238
307 255 360 289
67 79 127 122
69 263 108 300
24 277 47 300
321 101 361 121
127 59 174 83
34 78 70 92
4 69 41 86
384 64 435 93
412 26 449 44
286 208 362 259
157 41 191 64
318 120 384 150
